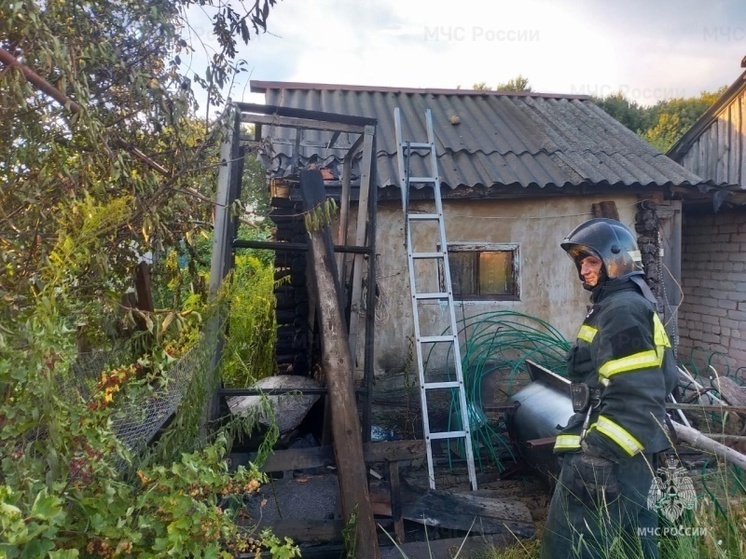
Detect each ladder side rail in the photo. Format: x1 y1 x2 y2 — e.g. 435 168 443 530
395 107 478 491
394 107 437 489
423 110 478 490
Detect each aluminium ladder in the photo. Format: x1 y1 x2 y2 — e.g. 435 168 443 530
394 107 478 491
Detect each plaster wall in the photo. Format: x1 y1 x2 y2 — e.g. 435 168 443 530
351 193 640 379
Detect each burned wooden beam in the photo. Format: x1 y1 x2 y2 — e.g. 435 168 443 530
299 169 379 559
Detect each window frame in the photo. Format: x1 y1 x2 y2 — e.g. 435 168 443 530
441 242 521 301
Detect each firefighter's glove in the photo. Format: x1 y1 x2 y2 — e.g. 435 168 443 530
570 444 619 505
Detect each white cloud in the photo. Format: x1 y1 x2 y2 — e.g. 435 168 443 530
185 0 746 108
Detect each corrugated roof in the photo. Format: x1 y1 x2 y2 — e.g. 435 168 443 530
250 81 710 190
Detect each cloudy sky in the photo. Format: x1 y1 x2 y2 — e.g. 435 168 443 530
186 0 746 108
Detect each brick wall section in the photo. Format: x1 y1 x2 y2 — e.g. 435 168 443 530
678 211 746 378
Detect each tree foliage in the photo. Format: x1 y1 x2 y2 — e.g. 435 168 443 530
0 0 279 328
497 74 532 92
641 89 725 152
593 87 727 152
0 0 288 556
472 74 532 92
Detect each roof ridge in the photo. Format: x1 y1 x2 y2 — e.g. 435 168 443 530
250 80 591 100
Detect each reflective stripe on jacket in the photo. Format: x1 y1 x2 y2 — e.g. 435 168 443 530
553 279 675 459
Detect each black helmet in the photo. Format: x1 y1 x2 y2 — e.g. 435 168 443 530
561 218 643 281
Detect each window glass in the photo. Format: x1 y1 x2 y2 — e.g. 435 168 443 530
446 245 519 300
479 251 513 294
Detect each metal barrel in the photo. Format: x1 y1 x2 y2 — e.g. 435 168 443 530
507 361 574 482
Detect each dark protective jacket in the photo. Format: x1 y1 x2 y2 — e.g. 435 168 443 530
553 278 679 460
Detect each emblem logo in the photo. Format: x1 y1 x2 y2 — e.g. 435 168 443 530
647 456 697 523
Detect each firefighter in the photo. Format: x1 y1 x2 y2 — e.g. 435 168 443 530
540 218 679 559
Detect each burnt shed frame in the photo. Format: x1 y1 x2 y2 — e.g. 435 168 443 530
208 102 379 440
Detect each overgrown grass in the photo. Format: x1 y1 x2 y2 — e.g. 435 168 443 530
221 253 277 388
387 459 746 559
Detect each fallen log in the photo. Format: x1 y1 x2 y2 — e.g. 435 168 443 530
672 421 746 470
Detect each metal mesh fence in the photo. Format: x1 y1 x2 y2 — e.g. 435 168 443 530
64 329 219 456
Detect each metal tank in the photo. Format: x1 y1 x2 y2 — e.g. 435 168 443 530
507 360 575 482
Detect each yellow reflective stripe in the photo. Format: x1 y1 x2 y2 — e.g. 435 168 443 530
590 415 643 456
598 349 661 378
554 434 581 451
653 313 671 349
577 324 598 343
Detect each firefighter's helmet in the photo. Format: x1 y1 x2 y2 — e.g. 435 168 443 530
561 218 644 281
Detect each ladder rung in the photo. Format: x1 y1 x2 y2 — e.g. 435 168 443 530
423 380 461 390
411 251 445 259
403 142 432 150
414 292 449 300
419 335 457 344
428 430 468 440
408 176 437 183
408 213 440 221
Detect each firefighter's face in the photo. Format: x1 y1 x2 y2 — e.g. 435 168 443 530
579 255 604 287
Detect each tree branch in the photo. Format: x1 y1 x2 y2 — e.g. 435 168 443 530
0 47 172 179
0 47 81 114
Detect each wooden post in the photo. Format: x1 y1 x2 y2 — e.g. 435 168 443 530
300 170 380 559
206 107 241 425
347 125 376 386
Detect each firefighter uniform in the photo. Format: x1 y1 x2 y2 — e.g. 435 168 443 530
541 219 678 559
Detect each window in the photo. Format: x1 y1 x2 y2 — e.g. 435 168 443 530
444 243 520 301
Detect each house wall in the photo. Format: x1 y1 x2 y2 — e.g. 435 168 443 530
353 193 641 380
677 89 746 188
678 210 746 378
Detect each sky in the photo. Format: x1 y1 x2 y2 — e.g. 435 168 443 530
185 0 746 109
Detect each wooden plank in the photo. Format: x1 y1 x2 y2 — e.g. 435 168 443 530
249 519 344 543
389 461 405 543
363 153 378 444
237 440 426 473
336 156 352 286
262 445 334 472
740 94 746 186
236 101 376 128
591 200 619 220
401 487 534 538
300 170 379 559
714 117 730 182
240 113 368 134
729 99 740 184
365 439 425 463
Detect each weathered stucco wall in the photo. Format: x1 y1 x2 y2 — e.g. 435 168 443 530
678 210 746 377
354 194 640 379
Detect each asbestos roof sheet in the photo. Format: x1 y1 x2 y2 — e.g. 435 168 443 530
249 81 710 190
